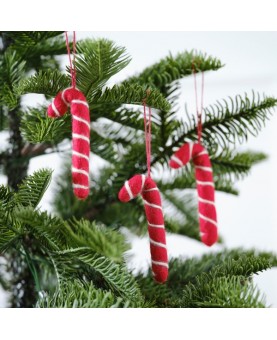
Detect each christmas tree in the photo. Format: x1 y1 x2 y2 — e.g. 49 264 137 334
0 31 276 308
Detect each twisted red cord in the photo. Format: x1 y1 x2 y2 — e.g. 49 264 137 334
143 93 152 178
192 65 204 143
65 31 76 88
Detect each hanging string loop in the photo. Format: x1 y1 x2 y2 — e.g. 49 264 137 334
65 31 77 88
142 90 152 178
192 61 204 144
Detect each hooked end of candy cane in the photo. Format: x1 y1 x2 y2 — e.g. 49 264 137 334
118 186 130 202
47 92 68 118
169 156 182 169
169 143 194 169
118 174 145 202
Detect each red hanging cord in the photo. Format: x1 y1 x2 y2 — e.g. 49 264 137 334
192 64 204 144
65 31 77 88
143 91 152 178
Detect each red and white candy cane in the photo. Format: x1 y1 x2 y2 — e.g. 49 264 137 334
47 32 90 200
169 142 218 246
118 174 168 283
47 87 90 200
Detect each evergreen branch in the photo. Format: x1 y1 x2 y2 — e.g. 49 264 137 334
75 38 131 99
0 50 26 109
162 192 200 241
93 107 144 132
53 248 143 301
212 150 267 180
157 168 239 195
136 249 276 307
182 276 266 308
15 70 71 97
15 208 68 251
36 279 147 308
13 169 52 208
164 217 201 242
125 50 223 90
175 93 277 151
0 185 14 210
15 207 128 262
20 106 71 144
0 220 18 253
3 32 63 48
92 84 170 112
65 219 129 262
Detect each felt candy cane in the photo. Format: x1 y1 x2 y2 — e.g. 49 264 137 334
169 66 218 246
47 32 90 200
169 142 218 246
118 93 168 283
47 87 90 200
118 174 168 283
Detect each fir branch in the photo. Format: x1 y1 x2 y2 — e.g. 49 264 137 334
3 32 63 48
173 93 277 152
36 279 147 308
157 168 239 195
92 84 170 112
0 50 26 109
65 219 129 262
182 276 266 308
125 50 223 90
13 169 52 209
136 249 276 307
20 106 71 144
75 38 131 100
162 192 200 241
16 70 71 97
212 150 267 180
52 248 143 301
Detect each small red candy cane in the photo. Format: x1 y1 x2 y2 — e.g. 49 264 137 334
47 32 90 200
169 65 218 246
169 143 218 246
118 174 168 283
118 93 168 283
47 87 90 199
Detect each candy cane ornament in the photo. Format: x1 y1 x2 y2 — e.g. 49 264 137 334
169 143 218 246
47 87 90 200
118 174 168 283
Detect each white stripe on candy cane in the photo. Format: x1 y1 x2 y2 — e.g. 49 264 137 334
189 143 193 159
124 180 134 200
143 200 163 210
61 89 70 106
196 180 215 187
72 167 89 178
148 222 165 229
150 238 167 249
171 155 183 167
72 114 91 129
71 99 89 108
51 102 61 117
151 260 168 268
193 150 208 159
199 213 218 227
198 196 215 206
141 174 146 190
143 187 159 192
195 165 213 172
72 150 90 161
73 184 89 190
72 133 90 144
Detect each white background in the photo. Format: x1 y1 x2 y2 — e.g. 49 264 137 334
1 31 277 307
